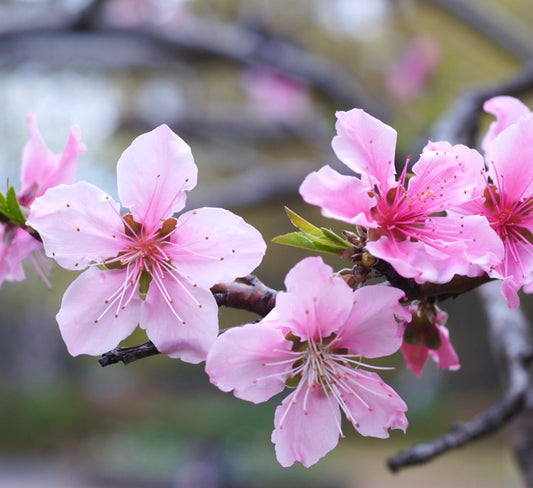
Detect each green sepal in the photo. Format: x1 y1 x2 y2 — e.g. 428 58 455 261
0 186 26 226
139 271 152 300
285 373 301 388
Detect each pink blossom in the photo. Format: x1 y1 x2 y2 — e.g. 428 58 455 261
242 68 312 123
27 125 266 362
457 106 533 308
481 96 530 151
386 36 441 102
206 256 409 467
299 108 503 284
401 302 459 377
0 114 85 287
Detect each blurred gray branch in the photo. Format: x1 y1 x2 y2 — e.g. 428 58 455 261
0 4 386 118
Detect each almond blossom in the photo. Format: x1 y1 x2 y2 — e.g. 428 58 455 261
0 114 85 287
206 256 409 467
401 302 459 377
27 125 266 362
299 108 503 284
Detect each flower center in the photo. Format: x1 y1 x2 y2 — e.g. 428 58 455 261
483 185 533 240
93 214 201 326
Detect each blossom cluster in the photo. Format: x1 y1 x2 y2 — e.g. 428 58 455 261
1 96 532 468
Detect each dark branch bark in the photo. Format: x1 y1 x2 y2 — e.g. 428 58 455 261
211 275 277 318
99 340 159 366
388 388 528 471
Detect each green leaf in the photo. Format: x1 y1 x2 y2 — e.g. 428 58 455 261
275 207 354 256
272 232 348 255
284 207 322 237
0 186 26 226
320 227 351 247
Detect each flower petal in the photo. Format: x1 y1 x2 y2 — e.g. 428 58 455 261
430 325 460 371
366 236 449 284
275 257 354 340
332 108 397 192
486 115 533 200
170 207 266 288
0 226 42 286
57 267 142 356
401 342 429 377
367 213 503 284
27 182 126 270
141 274 219 363
410 142 486 207
339 285 407 358
206 322 293 403
19 114 86 203
272 388 341 467
482 96 530 151
117 125 197 232
299 165 376 226
342 371 408 437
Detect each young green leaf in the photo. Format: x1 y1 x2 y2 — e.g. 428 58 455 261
272 232 349 255
284 207 323 237
0 186 26 226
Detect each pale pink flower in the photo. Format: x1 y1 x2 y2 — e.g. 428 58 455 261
299 108 503 284
0 114 85 287
206 256 409 467
27 125 266 362
458 107 533 308
401 302 459 377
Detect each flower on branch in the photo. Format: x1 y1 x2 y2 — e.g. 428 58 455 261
27 125 266 362
0 114 85 287
206 256 409 467
456 96 533 308
401 301 460 377
299 108 503 284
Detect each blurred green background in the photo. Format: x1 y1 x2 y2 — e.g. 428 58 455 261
0 0 532 486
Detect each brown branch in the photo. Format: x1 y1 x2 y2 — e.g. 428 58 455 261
99 340 159 366
210 275 277 318
99 275 277 367
388 389 528 472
